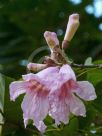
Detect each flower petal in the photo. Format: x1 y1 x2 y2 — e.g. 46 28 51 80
37 66 59 78
22 73 38 81
22 67 59 90
60 64 76 81
34 120 47 133
69 95 86 117
49 90 69 125
76 81 97 101
50 65 77 91
9 81 28 101
21 90 49 132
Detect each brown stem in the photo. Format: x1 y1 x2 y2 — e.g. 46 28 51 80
71 63 102 68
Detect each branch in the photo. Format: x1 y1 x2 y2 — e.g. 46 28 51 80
0 109 5 119
71 63 102 68
0 122 4 126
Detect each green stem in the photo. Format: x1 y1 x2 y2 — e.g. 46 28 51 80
0 122 4 126
77 67 98 78
0 109 4 118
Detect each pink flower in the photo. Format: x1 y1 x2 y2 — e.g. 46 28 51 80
9 64 96 132
49 64 97 125
10 66 59 132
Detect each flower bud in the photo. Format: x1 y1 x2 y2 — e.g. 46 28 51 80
44 31 59 52
27 63 47 72
62 13 80 49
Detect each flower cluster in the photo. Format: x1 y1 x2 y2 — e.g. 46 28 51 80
9 13 97 133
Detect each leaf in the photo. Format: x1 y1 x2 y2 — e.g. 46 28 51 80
0 114 3 136
92 81 102 114
2 75 24 135
78 105 96 130
87 68 102 85
84 57 93 65
0 73 5 135
87 60 102 85
45 117 78 136
62 117 78 136
0 73 5 112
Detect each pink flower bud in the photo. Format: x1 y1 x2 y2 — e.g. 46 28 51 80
62 13 80 49
27 63 47 72
44 31 59 51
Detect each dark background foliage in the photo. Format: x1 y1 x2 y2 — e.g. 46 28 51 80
0 0 102 78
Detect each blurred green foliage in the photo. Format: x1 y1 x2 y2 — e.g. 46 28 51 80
0 0 102 78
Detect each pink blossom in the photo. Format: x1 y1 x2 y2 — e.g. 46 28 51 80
10 66 59 132
9 64 96 132
49 64 97 125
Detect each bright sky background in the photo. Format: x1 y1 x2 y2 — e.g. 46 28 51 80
69 0 102 17
69 0 102 30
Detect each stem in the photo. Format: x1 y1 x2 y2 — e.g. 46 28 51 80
0 109 4 118
46 128 61 132
77 67 98 78
0 122 4 126
96 126 102 131
71 63 102 68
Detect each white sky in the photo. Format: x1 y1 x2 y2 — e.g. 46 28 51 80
69 0 102 30
69 0 102 18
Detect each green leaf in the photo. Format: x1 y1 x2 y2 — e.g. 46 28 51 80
84 57 93 65
87 68 102 85
78 105 96 130
87 60 102 85
2 75 24 135
0 73 5 112
45 117 78 136
93 82 102 114
0 73 5 135
62 117 78 136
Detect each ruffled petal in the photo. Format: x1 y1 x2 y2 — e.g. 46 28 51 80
76 81 97 101
9 81 28 101
37 66 59 79
49 89 69 125
22 67 59 90
23 67 59 81
69 95 86 117
21 90 49 132
50 64 77 91
60 64 76 81
22 73 42 84
34 120 47 133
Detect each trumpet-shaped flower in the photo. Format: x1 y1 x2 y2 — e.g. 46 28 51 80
49 64 96 125
9 64 96 132
10 66 59 132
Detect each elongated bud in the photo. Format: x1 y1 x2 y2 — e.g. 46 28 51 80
62 13 80 49
27 63 47 72
44 31 59 52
